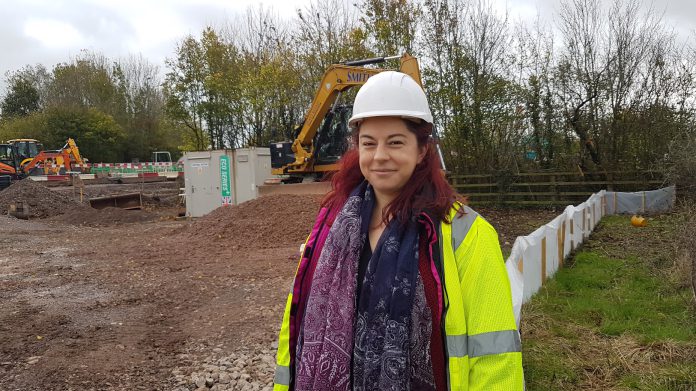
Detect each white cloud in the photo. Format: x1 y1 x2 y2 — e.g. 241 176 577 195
23 18 87 49
128 10 187 52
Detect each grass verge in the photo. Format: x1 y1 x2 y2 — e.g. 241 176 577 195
521 210 696 391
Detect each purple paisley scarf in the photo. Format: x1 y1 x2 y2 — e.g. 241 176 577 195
295 182 434 391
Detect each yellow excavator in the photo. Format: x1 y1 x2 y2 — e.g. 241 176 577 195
270 53 423 182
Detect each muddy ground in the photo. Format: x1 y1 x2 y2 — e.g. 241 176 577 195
0 179 558 390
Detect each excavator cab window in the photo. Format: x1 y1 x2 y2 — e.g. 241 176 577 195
314 105 353 165
0 145 15 165
15 141 41 161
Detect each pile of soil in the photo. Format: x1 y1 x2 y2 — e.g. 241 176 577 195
168 192 559 254
179 194 323 249
50 206 157 226
0 178 86 218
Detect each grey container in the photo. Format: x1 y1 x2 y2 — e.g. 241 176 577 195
182 148 271 217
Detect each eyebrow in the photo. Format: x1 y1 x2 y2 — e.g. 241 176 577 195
359 133 408 139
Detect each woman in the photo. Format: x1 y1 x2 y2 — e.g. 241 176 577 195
273 71 523 390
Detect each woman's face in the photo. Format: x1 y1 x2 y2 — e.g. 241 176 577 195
357 117 426 201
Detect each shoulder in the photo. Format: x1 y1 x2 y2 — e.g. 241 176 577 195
445 204 506 281
446 203 499 247
438 204 506 290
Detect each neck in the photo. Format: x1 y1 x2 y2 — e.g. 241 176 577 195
372 189 396 224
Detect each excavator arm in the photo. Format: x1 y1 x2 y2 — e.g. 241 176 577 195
65 138 85 166
272 53 422 176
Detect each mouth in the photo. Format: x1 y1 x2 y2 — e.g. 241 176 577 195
371 169 397 179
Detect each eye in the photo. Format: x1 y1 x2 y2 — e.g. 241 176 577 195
389 140 404 145
361 141 375 147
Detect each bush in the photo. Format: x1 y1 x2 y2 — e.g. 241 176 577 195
664 127 696 198
44 107 126 162
678 201 696 308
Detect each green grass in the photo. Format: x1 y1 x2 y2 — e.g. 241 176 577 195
521 213 696 391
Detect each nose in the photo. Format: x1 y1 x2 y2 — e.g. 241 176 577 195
373 142 389 161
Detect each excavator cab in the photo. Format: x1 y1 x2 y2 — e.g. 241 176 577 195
0 144 21 177
271 105 353 177
7 139 43 162
314 105 352 166
0 144 16 166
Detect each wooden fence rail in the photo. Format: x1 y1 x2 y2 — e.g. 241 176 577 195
448 170 667 206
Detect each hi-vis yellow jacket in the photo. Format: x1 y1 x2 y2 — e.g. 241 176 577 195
273 203 524 390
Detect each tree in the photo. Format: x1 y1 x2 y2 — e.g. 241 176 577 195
421 0 521 173
233 6 304 147
46 53 124 115
359 0 421 56
0 111 47 141
291 0 372 107
1 73 40 118
115 54 168 161
164 36 207 150
555 0 608 169
43 107 125 162
515 17 561 169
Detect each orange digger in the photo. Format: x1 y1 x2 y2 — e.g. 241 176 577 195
0 138 88 179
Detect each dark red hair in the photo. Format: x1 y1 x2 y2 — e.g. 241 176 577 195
322 120 464 225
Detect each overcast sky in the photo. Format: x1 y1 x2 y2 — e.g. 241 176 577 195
1 0 695 96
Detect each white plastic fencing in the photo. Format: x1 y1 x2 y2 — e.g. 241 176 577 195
505 186 676 327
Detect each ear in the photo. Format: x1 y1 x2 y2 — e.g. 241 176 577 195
417 144 427 164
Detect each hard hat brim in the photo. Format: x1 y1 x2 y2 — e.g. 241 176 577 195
348 110 433 129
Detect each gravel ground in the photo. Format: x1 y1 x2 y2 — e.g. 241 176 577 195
171 345 277 391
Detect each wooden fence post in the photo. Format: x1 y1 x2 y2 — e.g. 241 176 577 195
642 191 646 214
592 203 596 228
559 222 565 267
602 194 607 216
541 237 547 284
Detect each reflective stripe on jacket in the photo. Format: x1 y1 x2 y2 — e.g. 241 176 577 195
273 203 524 390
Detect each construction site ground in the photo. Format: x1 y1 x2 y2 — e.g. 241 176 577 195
0 179 560 390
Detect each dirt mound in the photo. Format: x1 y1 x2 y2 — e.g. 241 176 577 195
0 178 86 218
180 194 323 249
51 206 157 226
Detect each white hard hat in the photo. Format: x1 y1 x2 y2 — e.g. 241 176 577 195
348 71 433 128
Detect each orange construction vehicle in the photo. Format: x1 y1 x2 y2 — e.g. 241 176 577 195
0 138 87 178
